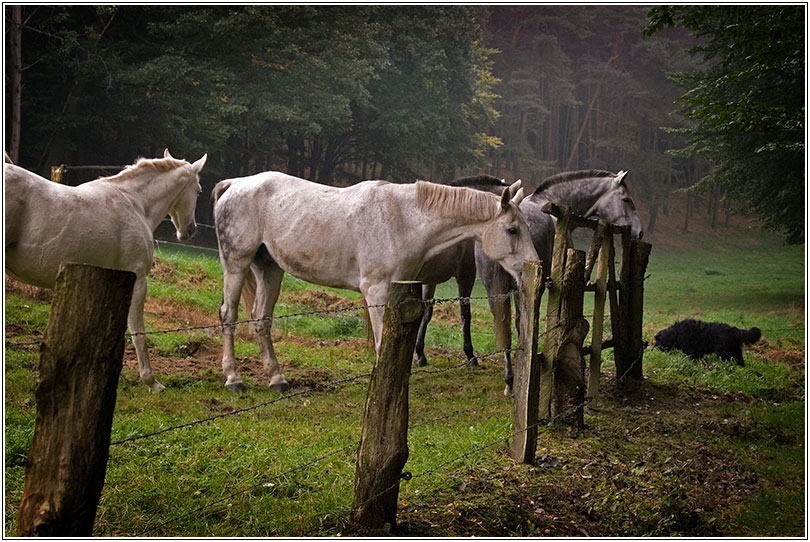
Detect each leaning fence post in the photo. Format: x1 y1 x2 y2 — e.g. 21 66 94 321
587 222 611 399
511 260 544 464
351 281 423 532
17 263 135 537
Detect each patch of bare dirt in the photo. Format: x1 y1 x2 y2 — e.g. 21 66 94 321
4 277 53 302
283 289 360 313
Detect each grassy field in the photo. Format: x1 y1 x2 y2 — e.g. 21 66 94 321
4 228 805 536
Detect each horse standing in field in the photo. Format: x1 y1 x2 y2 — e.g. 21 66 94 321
4 150 207 392
212 172 538 393
475 169 643 395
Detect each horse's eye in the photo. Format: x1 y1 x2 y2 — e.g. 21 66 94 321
622 197 631 203
507 227 518 235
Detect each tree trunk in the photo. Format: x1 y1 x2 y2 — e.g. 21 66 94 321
9 5 22 164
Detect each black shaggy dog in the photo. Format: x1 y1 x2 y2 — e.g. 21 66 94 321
653 319 761 366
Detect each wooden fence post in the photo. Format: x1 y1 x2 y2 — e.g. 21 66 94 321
539 205 572 419
351 281 423 532
626 240 652 381
17 263 135 537
611 226 633 383
552 249 588 428
587 222 611 399
511 260 544 464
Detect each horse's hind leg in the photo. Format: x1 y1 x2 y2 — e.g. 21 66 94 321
251 254 288 393
415 284 436 367
220 263 251 393
128 276 165 392
457 269 477 366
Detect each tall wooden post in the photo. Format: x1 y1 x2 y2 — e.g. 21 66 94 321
587 222 611 399
626 240 652 381
351 281 423 532
539 205 572 419
17 263 135 537
511 260 544 464
552 249 588 428
612 226 633 382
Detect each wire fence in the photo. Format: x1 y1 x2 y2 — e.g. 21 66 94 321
5 287 803 536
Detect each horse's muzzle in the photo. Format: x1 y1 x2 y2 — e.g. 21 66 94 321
178 222 197 241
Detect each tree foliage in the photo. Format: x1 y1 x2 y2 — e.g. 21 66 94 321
6 5 498 222
645 5 805 243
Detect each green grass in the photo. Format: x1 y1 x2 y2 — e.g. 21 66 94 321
4 236 805 536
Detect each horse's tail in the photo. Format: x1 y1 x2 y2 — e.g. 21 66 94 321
740 326 762 345
212 179 235 204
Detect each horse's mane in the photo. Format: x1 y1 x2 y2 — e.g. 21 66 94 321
532 169 615 196
447 174 506 189
102 156 188 182
416 181 495 221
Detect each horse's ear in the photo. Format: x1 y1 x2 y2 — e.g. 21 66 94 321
502 180 524 210
500 184 511 211
164 149 173 159
511 187 526 206
615 170 629 186
192 153 208 173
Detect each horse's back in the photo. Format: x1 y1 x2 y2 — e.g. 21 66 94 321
4 164 153 287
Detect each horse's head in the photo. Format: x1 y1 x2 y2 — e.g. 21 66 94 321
165 149 207 241
480 180 539 286
583 171 643 239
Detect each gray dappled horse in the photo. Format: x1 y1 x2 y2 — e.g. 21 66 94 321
212 172 538 393
477 169 644 395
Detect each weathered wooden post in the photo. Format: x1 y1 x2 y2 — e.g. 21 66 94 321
50 164 65 183
17 263 135 537
538 204 572 419
613 232 652 384
586 222 611 399
626 240 652 381
351 281 423 532
552 249 588 428
510 260 544 464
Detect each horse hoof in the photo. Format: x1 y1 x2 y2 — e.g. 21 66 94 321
415 357 428 367
149 381 166 393
226 382 246 393
503 385 512 396
464 357 479 367
270 381 289 394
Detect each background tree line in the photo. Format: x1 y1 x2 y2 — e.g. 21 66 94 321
5 5 804 240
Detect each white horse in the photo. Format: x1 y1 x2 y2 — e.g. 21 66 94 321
212 172 538 393
4 150 207 392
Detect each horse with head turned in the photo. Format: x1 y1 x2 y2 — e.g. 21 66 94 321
213 171 538 393
4 149 207 392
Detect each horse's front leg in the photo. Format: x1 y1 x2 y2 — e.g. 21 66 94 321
251 261 288 393
482 270 513 396
128 276 165 393
220 266 250 393
414 284 436 367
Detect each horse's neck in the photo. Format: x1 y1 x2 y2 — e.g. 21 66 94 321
113 169 181 230
538 179 605 215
